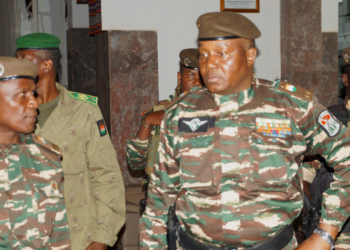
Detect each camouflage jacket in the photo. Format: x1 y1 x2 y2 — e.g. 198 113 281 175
127 100 170 175
35 83 125 250
0 134 70 249
140 78 350 249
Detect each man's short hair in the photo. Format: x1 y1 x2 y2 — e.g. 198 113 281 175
37 49 62 72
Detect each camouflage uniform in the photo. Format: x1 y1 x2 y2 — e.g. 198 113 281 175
0 134 70 249
35 83 125 250
303 100 350 250
140 78 350 250
127 100 170 175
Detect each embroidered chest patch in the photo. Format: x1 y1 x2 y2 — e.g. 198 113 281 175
317 110 341 137
97 119 107 137
255 117 292 138
179 117 215 132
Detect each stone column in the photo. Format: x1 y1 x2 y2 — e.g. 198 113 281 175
280 0 338 107
67 28 97 96
96 30 159 185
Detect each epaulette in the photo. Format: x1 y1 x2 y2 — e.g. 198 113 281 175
32 135 62 156
68 92 98 106
164 88 195 110
277 81 314 102
257 78 273 87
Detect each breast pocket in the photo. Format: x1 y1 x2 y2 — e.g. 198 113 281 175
178 131 215 189
250 131 295 183
61 134 86 175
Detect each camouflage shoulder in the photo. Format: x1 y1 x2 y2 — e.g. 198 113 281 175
273 79 314 102
164 87 205 110
68 91 98 106
31 134 62 156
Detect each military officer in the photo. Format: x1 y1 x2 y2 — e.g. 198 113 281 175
16 33 125 250
303 47 350 250
0 56 70 249
126 48 203 175
140 12 350 250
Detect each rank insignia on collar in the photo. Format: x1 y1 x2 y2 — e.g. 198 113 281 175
179 117 215 132
255 117 292 138
317 110 341 137
97 119 107 137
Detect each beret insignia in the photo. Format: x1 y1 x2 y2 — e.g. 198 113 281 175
0 64 3 77
345 53 350 63
184 58 191 67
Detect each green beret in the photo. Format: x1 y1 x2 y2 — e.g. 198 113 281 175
16 33 61 50
197 12 261 41
179 48 199 70
0 57 38 82
342 47 350 68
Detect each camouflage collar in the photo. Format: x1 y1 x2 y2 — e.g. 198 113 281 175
213 78 257 109
0 134 27 152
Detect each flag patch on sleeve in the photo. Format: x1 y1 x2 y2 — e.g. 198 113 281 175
317 110 341 137
97 119 107 137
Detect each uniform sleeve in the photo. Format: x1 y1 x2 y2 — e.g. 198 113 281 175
49 168 70 249
87 105 126 246
126 130 152 170
139 112 180 250
300 99 350 231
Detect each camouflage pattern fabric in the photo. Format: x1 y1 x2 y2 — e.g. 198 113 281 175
127 100 170 175
0 134 70 249
303 103 350 249
35 83 125 250
139 78 350 249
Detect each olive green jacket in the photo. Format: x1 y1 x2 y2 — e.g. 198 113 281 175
35 83 125 250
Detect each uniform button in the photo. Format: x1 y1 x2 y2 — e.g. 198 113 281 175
73 218 78 224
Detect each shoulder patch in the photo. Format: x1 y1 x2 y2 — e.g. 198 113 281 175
277 81 314 102
69 92 98 106
33 135 62 156
317 110 341 137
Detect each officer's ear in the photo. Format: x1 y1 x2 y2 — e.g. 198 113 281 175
177 71 181 84
342 74 349 87
42 59 53 73
246 47 257 67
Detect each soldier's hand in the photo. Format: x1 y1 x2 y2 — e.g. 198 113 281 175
294 223 337 250
85 241 107 250
144 110 165 127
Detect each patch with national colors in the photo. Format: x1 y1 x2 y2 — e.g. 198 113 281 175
256 117 292 138
97 119 107 137
318 110 341 137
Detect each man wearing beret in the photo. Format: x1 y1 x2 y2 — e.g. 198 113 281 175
0 57 70 249
127 48 203 175
140 12 350 250
16 33 125 250
127 48 203 214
